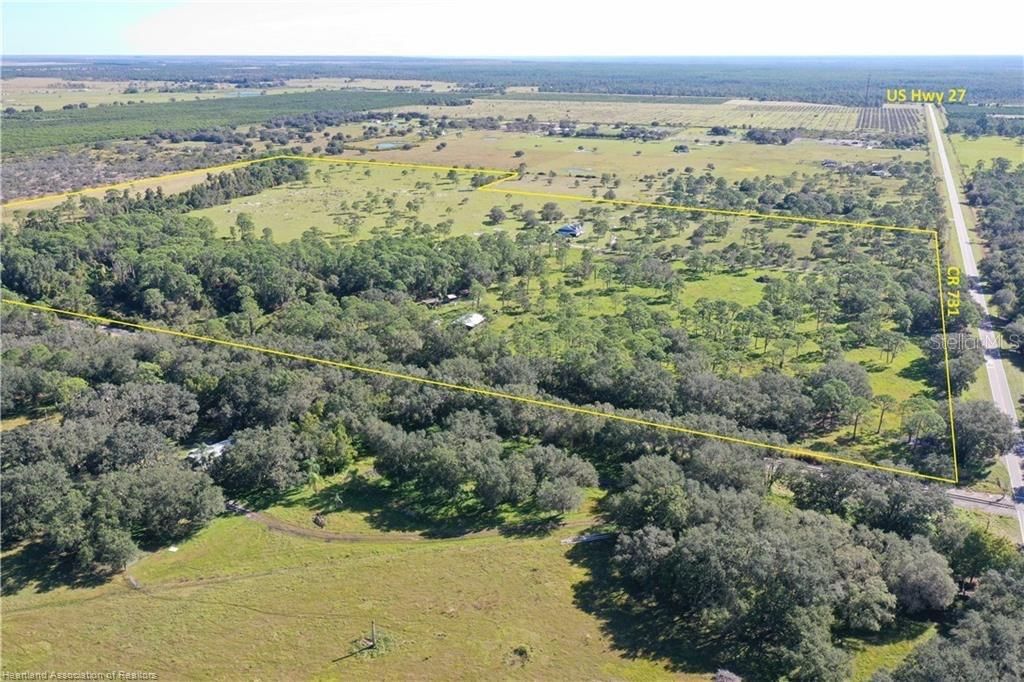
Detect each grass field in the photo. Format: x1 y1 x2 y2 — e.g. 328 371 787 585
0 512 688 680
0 474 935 681
949 133 1024 170
843 620 937 682
383 98 923 133
3 121 925 212
486 92 730 105
1 77 458 112
190 162 517 242
1 77 272 110
956 507 1021 544
363 128 925 201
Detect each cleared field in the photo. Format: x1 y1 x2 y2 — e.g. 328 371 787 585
491 92 729 104
956 507 1022 544
949 133 1024 170
844 620 937 682
190 162 517 242
385 98 922 133
285 77 457 92
382 98 859 129
3 163 251 212
0 77 264 110
1 77 457 112
0 515 682 680
365 129 927 185
0 477 934 680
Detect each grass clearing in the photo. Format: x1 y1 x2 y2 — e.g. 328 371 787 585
1 514 687 680
384 98 921 133
956 507 1021 544
1 476 940 681
0 77 269 110
948 134 1024 170
843 619 937 682
364 128 927 188
189 162 521 242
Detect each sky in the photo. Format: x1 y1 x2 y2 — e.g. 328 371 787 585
3 0 1022 57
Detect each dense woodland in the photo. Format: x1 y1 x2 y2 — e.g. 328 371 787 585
969 159 1024 327
2 166 1016 495
946 104 1024 139
607 457 1021 679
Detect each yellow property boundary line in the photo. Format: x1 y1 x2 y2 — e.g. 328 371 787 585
1 300 957 484
0 154 959 484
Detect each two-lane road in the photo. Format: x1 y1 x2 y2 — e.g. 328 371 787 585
926 103 1024 540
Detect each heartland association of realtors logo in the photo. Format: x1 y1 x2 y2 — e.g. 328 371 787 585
1 672 157 681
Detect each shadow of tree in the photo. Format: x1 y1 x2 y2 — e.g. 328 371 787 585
1 541 110 596
898 357 933 385
497 515 565 538
564 540 724 677
262 472 566 540
839 617 933 659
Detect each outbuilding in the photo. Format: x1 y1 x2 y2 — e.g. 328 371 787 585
456 312 486 329
555 222 584 237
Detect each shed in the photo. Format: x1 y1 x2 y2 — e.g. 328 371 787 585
556 222 584 237
456 312 486 329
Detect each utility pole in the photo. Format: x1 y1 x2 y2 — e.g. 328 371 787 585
370 620 377 649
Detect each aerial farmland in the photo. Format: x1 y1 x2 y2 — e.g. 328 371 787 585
1 12 1021 681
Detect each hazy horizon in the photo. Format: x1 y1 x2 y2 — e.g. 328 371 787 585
4 1 1022 57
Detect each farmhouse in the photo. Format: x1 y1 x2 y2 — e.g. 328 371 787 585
555 222 584 237
456 312 486 329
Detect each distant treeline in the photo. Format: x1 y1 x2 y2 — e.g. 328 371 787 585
0 89 469 153
4 56 1020 106
946 104 1024 138
73 158 310 216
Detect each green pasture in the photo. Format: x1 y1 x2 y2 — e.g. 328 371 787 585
1 474 936 681
365 128 927 190
949 134 1024 171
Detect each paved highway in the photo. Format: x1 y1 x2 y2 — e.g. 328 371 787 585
926 104 1024 541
